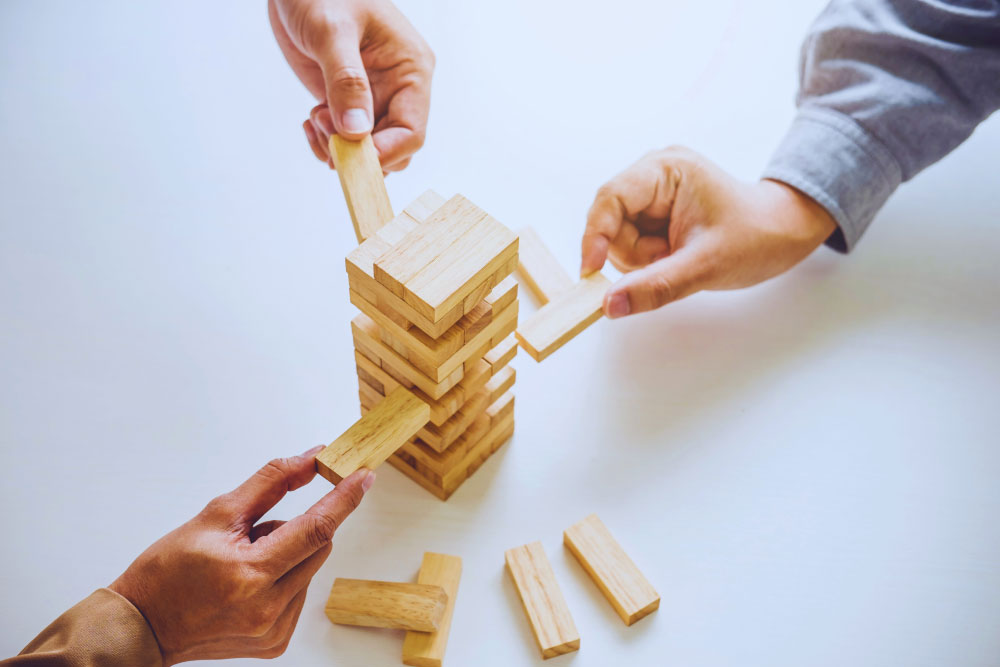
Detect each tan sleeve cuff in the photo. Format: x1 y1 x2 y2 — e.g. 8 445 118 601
3 588 162 667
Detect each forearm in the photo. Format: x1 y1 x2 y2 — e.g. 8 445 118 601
2 589 161 667
764 0 1000 252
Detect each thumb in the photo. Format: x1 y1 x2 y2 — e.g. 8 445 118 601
604 248 709 318
315 29 374 140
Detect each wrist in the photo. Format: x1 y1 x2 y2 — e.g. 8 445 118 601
759 178 837 247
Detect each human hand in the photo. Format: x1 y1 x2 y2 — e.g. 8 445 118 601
109 447 374 664
580 147 837 318
269 0 434 172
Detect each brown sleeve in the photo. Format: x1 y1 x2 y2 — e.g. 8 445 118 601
1 588 162 667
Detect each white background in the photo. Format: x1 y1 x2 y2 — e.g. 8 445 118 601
2 1 999 665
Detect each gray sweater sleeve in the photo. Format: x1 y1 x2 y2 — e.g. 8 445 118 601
762 0 1000 252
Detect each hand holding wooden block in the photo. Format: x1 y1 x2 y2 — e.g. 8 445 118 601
564 514 660 626
325 579 448 632
505 541 580 659
315 386 430 484
516 272 611 362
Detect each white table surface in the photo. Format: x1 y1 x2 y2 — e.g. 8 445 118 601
2 1 999 665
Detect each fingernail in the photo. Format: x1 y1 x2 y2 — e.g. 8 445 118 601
341 108 372 135
303 444 325 457
606 292 630 318
361 470 376 492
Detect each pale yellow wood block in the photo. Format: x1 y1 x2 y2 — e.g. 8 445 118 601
374 195 518 322
403 553 462 667
515 227 574 304
485 366 515 404
563 514 660 626
515 272 611 362
485 391 514 425
325 579 448 632
505 542 580 659
315 386 429 484
483 334 518 371
329 135 393 244
485 276 519 315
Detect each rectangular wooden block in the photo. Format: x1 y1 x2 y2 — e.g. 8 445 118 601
485 391 514 425
325 579 448 632
505 542 580 659
330 135 394 244
316 386 429 484
483 334 518 372
515 227 574 304
403 553 462 667
485 366 515 404
515 272 611 362
563 514 660 626
374 194 519 322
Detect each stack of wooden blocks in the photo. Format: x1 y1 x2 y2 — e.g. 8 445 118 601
340 166 521 498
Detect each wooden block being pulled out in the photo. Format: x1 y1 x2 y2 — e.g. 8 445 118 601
329 135 394 244
505 542 580 659
402 553 462 667
325 579 448 632
515 227 574 304
316 386 429 484
564 514 660 626
515 272 611 362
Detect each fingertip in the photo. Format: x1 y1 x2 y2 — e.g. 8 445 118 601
360 469 375 492
604 290 631 319
335 108 373 140
580 235 608 277
302 444 325 458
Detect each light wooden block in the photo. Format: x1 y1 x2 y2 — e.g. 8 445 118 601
316 386 429 484
485 366 515 404
515 272 611 362
505 542 580 659
483 334 518 371
485 391 514 425
402 553 462 667
485 276 519 319
515 227 574 304
329 135 394 244
563 514 660 626
374 195 519 322
325 579 448 632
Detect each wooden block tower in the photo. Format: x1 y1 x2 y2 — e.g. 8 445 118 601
329 136 519 500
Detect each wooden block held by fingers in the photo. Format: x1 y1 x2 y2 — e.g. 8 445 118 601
515 227 574 304
505 542 580 659
325 579 448 632
403 553 462 667
563 514 660 626
316 386 429 484
374 195 519 322
329 135 393 243
516 272 611 362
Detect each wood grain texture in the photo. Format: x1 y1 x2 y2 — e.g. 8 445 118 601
329 135 393 243
315 386 429 484
515 227 574 304
402 553 462 667
325 579 448 632
515 272 611 362
505 541 580 659
485 366 515 404
563 514 660 626
483 334 518 372
374 195 518 322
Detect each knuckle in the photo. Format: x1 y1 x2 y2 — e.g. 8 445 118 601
244 603 279 637
307 512 341 549
331 67 369 93
201 494 234 520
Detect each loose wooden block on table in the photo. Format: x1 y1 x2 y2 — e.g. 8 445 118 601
374 195 519 322
325 579 448 632
403 553 462 667
329 135 394 243
315 386 429 484
516 272 611 362
505 541 580 659
515 227 574 304
564 514 660 626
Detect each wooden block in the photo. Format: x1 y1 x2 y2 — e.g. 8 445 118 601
504 542 580 659
485 366 515 404
563 514 660 626
403 553 462 667
515 227 574 304
398 413 491 478
325 579 448 632
316 386 429 484
418 388 490 453
352 315 464 399
485 276 519 316
486 392 514 425
329 135 394 244
374 195 518 322
484 334 517 371
515 272 611 362
355 351 498 427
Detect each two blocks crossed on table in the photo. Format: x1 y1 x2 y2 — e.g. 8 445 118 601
315 135 610 500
